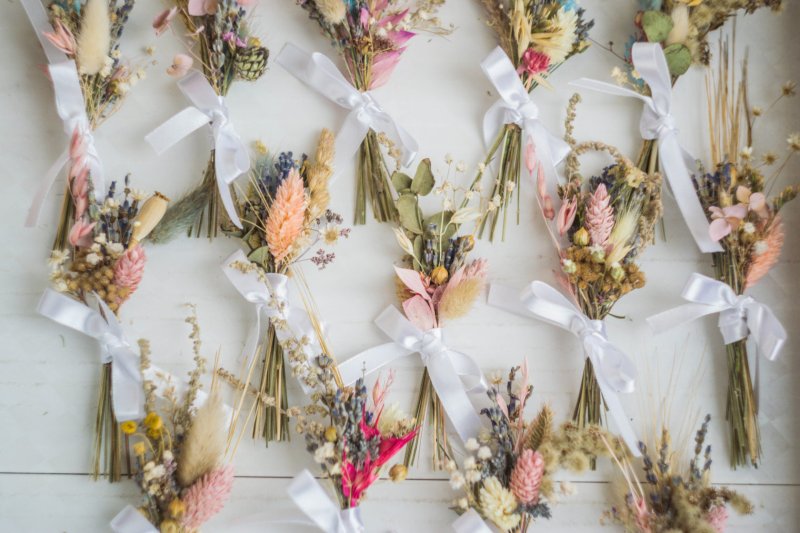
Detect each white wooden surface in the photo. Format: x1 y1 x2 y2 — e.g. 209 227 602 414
1 1 798 531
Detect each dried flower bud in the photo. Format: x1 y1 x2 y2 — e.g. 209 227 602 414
168 499 186 518
610 262 625 281
561 259 577 274
160 519 179 533
130 192 170 246
590 246 606 263
431 265 449 285
389 464 408 482
324 426 337 442
573 227 589 246
133 442 146 456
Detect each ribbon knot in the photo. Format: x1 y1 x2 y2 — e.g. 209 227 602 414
570 43 722 254
488 282 640 455
276 43 418 176
338 306 486 442
146 71 249 229
37 289 144 421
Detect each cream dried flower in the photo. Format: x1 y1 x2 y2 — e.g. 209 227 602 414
787 133 800 152
480 477 521 531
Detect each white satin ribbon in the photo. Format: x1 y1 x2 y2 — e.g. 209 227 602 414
146 71 249 228
488 282 640 455
287 470 365 533
276 43 418 178
481 47 570 220
110 505 158 533
338 306 486 442
570 43 722 253
21 0 104 227
37 289 144 421
452 509 494 533
647 273 786 361
222 250 319 393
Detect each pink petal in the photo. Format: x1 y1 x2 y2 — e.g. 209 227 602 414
237 0 257 6
387 30 415 47
360 7 370 29
525 140 536 175
709 218 732 241
724 204 748 220
153 7 178 36
394 266 430 300
708 206 724 219
370 49 403 89
402 295 436 331
167 54 194 77
735 185 751 204
749 192 768 218
557 198 577 236
188 0 217 16
379 9 408 27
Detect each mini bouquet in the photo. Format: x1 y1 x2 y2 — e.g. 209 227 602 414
292 0 451 225
649 41 797 467
221 130 348 444
490 95 661 453
388 158 488 468
148 0 269 241
478 0 593 241
23 0 145 249
111 312 237 533
43 173 168 481
448 365 624 532
604 415 754 532
295 371 419 515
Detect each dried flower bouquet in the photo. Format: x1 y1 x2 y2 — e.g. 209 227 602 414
221 130 349 444
478 0 593 241
25 0 146 249
295 0 451 225
448 365 624 532
148 0 269 241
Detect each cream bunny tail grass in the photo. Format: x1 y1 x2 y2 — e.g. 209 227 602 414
76 0 111 75
306 129 335 223
177 389 227 488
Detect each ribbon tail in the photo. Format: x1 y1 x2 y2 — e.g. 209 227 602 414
213 160 244 228
659 135 722 253
448 350 488 394
145 106 211 155
487 283 531 318
481 101 511 148
646 302 726 334
426 352 483 442
287 470 346 532
110 505 158 533
332 110 371 181
25 149 69 226
452 509 494 533
110 346 145 421
597 383 641 457
569 78 647 101
337 342 409 386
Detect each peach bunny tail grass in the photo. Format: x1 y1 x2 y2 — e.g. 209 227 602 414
745 218 784 289
266 169 307 265
76 0 111 75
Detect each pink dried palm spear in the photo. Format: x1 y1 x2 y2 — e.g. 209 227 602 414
509 449 544 505
745 219 784 289
586 184 614 247
181 464 235 529
266 169 307 265
113 245 146 300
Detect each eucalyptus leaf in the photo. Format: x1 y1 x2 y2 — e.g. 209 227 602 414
425 210 457 240
391 172 413 194
397 194 423 234
663 43 692 77
410 158 435 196
247 246 271 267
642 11 673 43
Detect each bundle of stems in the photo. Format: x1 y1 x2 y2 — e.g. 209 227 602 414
477 124 523 241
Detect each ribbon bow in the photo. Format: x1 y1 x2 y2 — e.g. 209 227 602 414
222 250 320 393
21 0 104 226
481 46 570 219
570 43 722 253
488 282 640 455
338 306 485 442
37 289 144 421
146 71 249 228
647 273 786 362
276 43 418 178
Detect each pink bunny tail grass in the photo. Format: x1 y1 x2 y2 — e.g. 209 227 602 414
509 449 544 505
113 245 146 299
266 169 307 265
706 504 729 533
745 218 784 289
586 184 614 247
181 464 235 529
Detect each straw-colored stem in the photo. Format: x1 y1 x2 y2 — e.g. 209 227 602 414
355 130 397 225
256 326 290 444
478 124 522 242
403 369 452 470
92 362 122 482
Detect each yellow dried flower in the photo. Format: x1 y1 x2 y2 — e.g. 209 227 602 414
120 421 137 435
144 412 162 430
389 464 408 482
168 499 186 518
160 519 179 533
431 265 449 285
133 442 146 456
253 140 268 155
325 426 337 442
